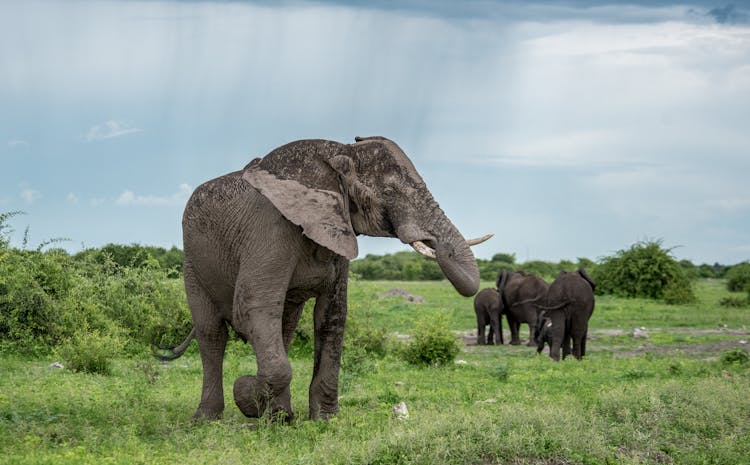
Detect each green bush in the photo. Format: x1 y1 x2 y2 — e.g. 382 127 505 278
719 348 749 366
401 315 460 367
346 318 390 358
58 329 124 375
0 217 190 355
593 240 696 303
719 296 748 308
726 262 750 292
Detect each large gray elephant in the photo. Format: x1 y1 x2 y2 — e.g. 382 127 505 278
473 288 503 345
535 269 595 361
496 269 548 346
155 136 489 422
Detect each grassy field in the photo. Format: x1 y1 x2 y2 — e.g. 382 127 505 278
1 279 749 464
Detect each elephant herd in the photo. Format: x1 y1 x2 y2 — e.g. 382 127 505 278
474 269 596 361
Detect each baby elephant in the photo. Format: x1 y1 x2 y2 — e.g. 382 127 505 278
536 269 595 361
474 288 503 345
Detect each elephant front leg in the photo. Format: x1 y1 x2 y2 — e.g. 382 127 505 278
309 275 347 420
232 284 294 422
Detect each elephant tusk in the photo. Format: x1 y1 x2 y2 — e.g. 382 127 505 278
411 241 437 260
466 233 494 246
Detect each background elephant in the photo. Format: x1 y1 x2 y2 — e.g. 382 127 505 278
496 269 548 346
535 269 595 361
473 288 503 345
156 136 489 422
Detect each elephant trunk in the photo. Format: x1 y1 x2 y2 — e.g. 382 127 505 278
434 240 479 297
399 199 482 297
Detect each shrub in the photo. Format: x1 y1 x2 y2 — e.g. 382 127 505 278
720 348 749 366
401 315 460 367
593 239 696 303
726 262 750 292
719 296 748 308
59 329 124 375
662 277 698 304
346 318 390 358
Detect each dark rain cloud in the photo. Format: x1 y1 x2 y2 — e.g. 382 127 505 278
707 3 750 23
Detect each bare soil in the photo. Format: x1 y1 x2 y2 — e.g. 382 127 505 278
459 327 749 358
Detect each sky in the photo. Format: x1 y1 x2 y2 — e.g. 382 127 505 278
1 0 749 265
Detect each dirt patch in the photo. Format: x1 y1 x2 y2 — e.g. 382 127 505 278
457 327 749 358
612 340 748 359
378 288 424 303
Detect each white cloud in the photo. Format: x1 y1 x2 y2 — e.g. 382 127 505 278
20 187 42 204
84 120 142 142
483 130 626 167
712 197 750 212
66 193 79 204
7 139 29 149
116 184 192 207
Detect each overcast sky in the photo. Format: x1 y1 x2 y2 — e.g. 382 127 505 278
2 0 749 265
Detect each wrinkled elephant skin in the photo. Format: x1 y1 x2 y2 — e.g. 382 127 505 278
160 137 483 422
536 269 595 361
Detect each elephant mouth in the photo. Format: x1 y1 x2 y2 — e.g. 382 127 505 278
409 234 493 259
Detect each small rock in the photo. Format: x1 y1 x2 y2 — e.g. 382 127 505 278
392 401 409 419
378 289 424 303
475 398 497 404
394 381 405 387
49 362 64 369
722 370 732 378
455 359 468 365
633 327 649 339
739 340 747 345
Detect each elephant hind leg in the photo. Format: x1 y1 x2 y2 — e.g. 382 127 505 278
232 281 294 422
185 266 228 420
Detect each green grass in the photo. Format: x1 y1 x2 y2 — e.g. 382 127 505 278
2 279 750 464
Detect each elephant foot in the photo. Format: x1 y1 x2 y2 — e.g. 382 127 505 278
192 405 223 421
509 339 521 346
526 341 536 347
309 391 339 421
233 375 293 423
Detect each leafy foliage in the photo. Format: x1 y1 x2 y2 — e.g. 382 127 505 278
0 214 190 355
593 240 696 303
719 296 748 308
58 329 124 375
720 348 749 366
400 314 460 366
725 262 750 292
350 251 444 280
74 243 184 276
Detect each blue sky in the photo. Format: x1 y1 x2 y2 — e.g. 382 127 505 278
2 0 749 265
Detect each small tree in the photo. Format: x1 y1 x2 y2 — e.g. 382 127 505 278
726 262 750 292
594 240 696 304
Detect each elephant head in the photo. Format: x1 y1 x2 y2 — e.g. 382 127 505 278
242 136 487 296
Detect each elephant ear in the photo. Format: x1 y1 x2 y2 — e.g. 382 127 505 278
242 166 358 260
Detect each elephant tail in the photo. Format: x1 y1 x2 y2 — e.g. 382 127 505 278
151 328 196 362
577 268 596 292
509 295 545 308
537 301 570 312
